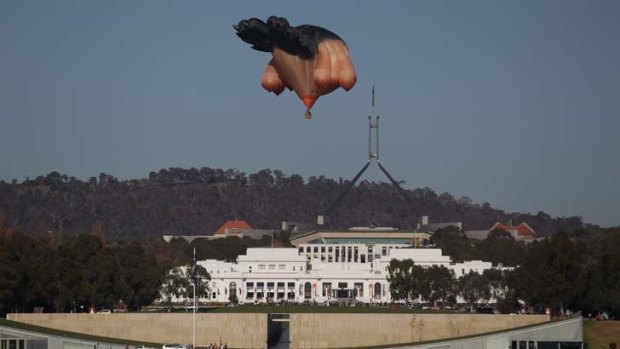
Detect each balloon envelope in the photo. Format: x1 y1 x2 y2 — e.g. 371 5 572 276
234 16 356 117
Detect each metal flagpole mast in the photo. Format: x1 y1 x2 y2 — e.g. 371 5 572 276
193 247 196 349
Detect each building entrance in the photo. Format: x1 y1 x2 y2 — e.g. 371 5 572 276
267 313 290 349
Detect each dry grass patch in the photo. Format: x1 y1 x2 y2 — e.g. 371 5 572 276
583 320 620 349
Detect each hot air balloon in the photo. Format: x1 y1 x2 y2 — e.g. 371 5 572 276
234 16 356 119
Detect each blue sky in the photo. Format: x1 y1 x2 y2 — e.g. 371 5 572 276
1 1 619 227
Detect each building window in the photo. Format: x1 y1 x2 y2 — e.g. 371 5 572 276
293 266 296 271
229 282 237 299
354 282 363 297
382 247 387 256
258 264 265 270
246 282 254 289
361 255 366 263
321 246 325 253
279 264 286 270
298 247 304 254
248 266 252 273
374 283 381 299
328 246 333 253
322 283 332 297
269 264 276 270
304 282 312 299
313 246 319 253
286 283 295 299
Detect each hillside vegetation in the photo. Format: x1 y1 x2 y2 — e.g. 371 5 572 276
0 168 586 239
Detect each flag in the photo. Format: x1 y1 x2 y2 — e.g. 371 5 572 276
372 81 375 107
193 247 198 289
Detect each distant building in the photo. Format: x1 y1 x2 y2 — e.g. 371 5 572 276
490 222 537 241
281 220 316 234
416 215 463 233
162 219 272 243
463 230 490 241
214 220 253 235
163 226 494 305
464 222 537 243
290 226 431 246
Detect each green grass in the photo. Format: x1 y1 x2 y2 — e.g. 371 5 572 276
205 305 456 313
0 318 162 347
583 320 620 349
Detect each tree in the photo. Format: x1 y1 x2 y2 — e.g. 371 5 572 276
425 265 456 307
459 271 491 310
386 259 425 303
580 229 620 318
161 267 189 309
112 242 167 311
430 226 474 262
513 233 585 312
182 263 211 301
476 231 524 267
0 248 21 315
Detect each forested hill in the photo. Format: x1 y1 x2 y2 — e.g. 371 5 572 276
0 168 585 240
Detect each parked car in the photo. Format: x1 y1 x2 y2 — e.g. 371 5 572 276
96 309 111 314
162 344 182 349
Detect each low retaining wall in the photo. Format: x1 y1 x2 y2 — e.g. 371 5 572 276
7 313 267 349
290 313 549 348
8 313 548 349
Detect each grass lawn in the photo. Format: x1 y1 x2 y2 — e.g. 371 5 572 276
583 320 620 349
205 305 456 313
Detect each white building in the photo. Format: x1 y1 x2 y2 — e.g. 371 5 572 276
164 229 494 305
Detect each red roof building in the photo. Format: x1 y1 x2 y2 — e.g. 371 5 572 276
490 222 537 240
214 220 253 236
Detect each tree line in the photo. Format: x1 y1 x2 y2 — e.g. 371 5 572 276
388 226 620 317
0 168 587 241
2 209 619 319
0 213 273 315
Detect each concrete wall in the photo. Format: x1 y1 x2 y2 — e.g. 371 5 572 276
289 313 549 348
7 313 267 349
8 313 548 349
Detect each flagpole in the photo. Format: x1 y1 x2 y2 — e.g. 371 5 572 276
193 247 196 349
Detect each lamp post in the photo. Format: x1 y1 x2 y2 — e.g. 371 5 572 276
191 283 196 349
